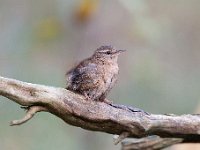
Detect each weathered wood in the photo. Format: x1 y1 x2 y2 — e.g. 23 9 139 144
1 76 200 149
121 136 183 150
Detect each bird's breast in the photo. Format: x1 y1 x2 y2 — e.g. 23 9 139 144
102 63 119 85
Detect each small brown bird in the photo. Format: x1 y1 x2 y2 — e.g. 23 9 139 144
66 45 125 103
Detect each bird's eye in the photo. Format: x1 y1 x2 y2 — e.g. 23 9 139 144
106 51 111 55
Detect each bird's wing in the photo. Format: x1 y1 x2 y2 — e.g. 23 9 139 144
66 63 99 90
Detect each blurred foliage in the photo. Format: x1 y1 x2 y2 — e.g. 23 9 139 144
34 17 62 42
1 0 200 150
75 0 98 23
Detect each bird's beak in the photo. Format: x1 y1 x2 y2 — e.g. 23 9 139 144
112 49 126 55
111 49 126 55
117 49 126 53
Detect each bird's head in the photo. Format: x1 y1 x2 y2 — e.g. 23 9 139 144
93 45 126 61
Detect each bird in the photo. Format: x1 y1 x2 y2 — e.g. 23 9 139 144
66 45 125 103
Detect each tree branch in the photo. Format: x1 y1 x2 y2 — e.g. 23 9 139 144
121 136 183 150
10 106 47 126
1 76 200 149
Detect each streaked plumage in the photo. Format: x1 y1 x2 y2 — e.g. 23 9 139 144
66 45 125 102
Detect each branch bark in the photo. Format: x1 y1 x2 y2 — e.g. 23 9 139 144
0 76 200 149
121 136 183 150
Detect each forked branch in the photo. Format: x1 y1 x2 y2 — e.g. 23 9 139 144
1 76 200 149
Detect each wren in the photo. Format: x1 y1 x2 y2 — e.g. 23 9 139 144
66 45 125 103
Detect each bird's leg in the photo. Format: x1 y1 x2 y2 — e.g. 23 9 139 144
102 98 113 104
104 99 113 104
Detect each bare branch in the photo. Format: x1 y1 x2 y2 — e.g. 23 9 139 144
121 136 183 150
10 106 47 126
1 76 200 149
114 132 130 145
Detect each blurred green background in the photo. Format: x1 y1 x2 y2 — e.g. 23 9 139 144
1 0 200 150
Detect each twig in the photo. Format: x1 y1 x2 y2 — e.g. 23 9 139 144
121 136 183 150
10 106 47 126
114 132 130 145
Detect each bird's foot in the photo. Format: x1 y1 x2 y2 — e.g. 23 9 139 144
83 92 92 101
103 98 113 104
